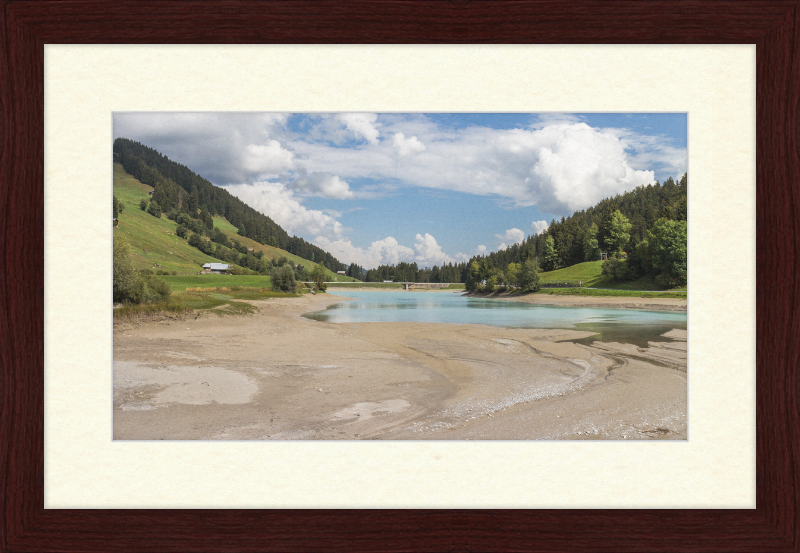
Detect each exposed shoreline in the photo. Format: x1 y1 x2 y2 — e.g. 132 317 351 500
462 290 688 312
114 293 687 440
325 287 688 312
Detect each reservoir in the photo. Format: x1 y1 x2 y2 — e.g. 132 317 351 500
302 291 687 347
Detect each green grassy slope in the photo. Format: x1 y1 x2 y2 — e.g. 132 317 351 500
539 261 609 287
113 162 359 281
160 275 274 291
539 260 684 291
113 164 219 273
211 216 357 282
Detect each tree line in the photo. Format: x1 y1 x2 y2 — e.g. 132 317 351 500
129 191 321 279
363 261 469 283
479 175 687 273
359 174 688 291
114 138 346 272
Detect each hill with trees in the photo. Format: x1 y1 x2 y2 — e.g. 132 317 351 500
358 175 688 292
112 162 356 282
475 174 688 289
113 137 347 272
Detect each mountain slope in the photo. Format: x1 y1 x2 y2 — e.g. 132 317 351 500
113 137 347 272
113 163 357 281
113 163 220 272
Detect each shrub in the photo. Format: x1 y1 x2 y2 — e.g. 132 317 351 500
147 200 161 217
113 235 139 303
113 235 172 305
176 224 189 239
310 262 327 292
601 257 631 281
211 227 231 248
129 275 172 304
139 199 148 211
113 195 125 219
271 264 298 293
465 260 481 291
518 259 541 293
647 218 687 287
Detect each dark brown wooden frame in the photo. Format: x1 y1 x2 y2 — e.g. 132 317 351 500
2 1 798 551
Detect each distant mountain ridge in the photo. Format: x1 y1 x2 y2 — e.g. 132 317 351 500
113 137 346 272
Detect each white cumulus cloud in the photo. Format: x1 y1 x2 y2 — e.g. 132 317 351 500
113 112 292 184
290 169 354 199
392 133 426 157
313 233 454 269
334 113 380 144
242 141 295 177
313 236 414 269
223 181 343 238
495 228 525 245
531 220 549 235
454 244 487 262
413 233 453 266
294 118 661 215
523 123 655 214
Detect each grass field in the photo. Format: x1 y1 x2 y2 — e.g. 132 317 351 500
113 287 301 322
211 216 358 282
113 162 359 281
174 288 299 314
539 261 683 291
160 275 274 291
113 164 219 273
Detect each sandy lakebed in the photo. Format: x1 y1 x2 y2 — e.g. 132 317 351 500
113 291 687 440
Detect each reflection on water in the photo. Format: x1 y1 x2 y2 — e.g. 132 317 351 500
303 291 686 347
570 323 684 348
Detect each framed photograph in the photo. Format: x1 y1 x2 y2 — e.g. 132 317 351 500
2 1 797 551
110 110 689 443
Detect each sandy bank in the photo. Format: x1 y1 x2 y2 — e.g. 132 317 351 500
114 293 686 440
464 290 687 312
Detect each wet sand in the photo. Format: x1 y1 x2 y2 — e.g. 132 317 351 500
466 290 688 312
114 294 687 440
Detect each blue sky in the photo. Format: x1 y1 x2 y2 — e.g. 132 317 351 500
113 112 687 268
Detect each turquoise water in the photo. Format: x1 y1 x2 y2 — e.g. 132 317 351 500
303 291 687 347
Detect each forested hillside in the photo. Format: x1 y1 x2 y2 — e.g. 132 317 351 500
113 163 355 282
359 175 688 291
482 175 686 270
113 138 346 272
468 174 688 290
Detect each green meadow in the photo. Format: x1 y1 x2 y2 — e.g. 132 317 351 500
113 163 219 273
539 261 684 292
161 275 274 291
114 162 359 281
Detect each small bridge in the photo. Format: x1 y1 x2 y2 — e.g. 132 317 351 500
398 282 452 291
303 281 453 290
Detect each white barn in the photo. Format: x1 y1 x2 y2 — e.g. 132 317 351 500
202 263 230 274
